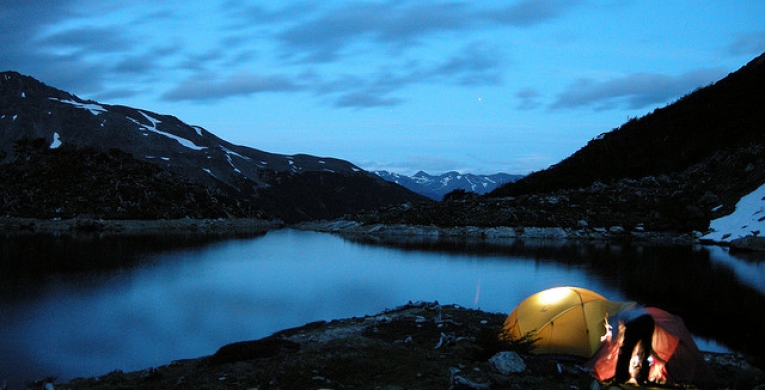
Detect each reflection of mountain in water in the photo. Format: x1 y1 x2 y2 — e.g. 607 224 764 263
0 232 266 292
341 234 765 359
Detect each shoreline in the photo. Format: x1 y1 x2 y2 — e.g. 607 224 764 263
2 216 753 249
0 217 284 236
3 217 759 251
293 219 705 246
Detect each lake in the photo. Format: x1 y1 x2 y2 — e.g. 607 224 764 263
1 229 764 387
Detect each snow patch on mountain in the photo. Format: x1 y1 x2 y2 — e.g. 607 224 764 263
225 154 242 174
222 146 251 161
702 182 765 242
132 110 206 151
49 97 106 115
50 132 62 149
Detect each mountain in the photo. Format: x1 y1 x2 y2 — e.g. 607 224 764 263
493 52 765 198
355 52 765 234
375 170 522 200
0 71 427 222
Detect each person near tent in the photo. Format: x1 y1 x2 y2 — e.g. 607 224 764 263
589 306 714 387
613 310 655 384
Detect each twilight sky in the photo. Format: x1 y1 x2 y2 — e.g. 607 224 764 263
2 1 764 175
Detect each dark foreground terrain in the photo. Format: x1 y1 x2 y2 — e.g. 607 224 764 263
42 303 763 390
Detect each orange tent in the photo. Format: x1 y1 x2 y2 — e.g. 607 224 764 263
588 307 713 387
502 287 635 357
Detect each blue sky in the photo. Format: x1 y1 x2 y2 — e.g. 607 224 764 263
2 1 764 175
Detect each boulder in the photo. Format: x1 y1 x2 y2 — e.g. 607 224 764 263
488 351 526 375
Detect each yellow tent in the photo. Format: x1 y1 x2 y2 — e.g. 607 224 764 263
502 286 635 357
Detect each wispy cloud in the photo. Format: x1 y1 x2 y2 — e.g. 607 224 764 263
485 0 584 26
317 42 505 108
39 26 136 53
1 0 745 115
2 0 584 106
162 71 303 101
515 88 541 110
727 31 765 56
550 68 728 110
275 1 472 63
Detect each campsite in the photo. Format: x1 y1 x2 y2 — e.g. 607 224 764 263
49 300 762 390
503 287 717 388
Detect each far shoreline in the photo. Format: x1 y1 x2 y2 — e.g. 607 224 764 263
0 217 284 236
2 216 759 251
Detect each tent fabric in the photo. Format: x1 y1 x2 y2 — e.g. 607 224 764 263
588 307 713 387
502 287 635 358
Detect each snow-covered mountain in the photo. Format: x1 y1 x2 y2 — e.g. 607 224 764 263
375 170 523 200
0 71 426 222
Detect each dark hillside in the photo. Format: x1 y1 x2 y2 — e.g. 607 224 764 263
0 139 265 220
492 52 765 197
258 170 429 223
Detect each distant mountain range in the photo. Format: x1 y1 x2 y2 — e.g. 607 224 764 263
0 71 426 222
374 170 522 200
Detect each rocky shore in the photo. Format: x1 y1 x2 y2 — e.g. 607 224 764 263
4 215 761 250
294 219 702 245
0 217 283 236
40 302 764 390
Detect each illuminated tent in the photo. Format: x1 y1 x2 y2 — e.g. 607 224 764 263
502 286 635 357
588 307 713 387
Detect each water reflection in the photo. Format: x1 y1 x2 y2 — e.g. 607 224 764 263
1 229 763 387
343 234 765 358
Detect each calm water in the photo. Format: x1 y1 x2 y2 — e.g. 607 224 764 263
1 229 764 387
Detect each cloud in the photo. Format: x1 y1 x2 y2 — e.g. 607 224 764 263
0 1 83 85
320 43 504 108
550 68 728 110
334 92 404 109
486 0 584 26
220 0 318 27
276 1 471 63
727 31 765 56
1 0 582 108
0 1 76 47
274 0 582 64
162 71 303 101
430 42 504 86
39 26 136 53
0 1 174 95
515 88 541 110
112 45 180 75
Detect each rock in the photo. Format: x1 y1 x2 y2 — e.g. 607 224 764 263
518 227 568 239
488 351 526 375
729 236 765 252
209 337 300 365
